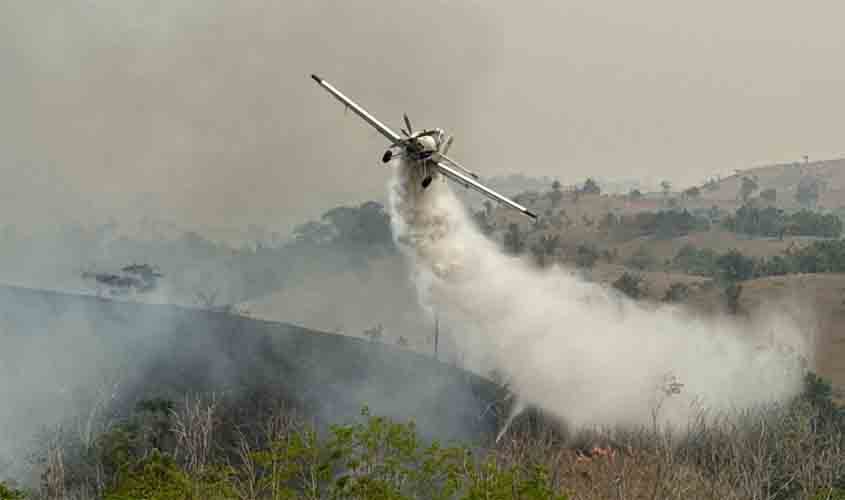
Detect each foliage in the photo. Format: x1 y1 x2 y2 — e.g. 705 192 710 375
662 282 690 303
738 176 759 203
0 482 25 500
796 177 821 208
293 201 394 251
104 451 194 500
673 244 719 276
724 282 743 314
722 205 842 238
716 250 756 283
628 188 643 201
574 243 599 269
503 223 525 255
612 272 645 299
579 178 601 195
682 186 701 199
760 187 777 203
614 210 709 240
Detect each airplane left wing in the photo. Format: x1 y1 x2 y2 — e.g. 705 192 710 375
311 74 403 145
435 161 538 219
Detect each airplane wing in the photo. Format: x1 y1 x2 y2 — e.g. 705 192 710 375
435 161 538 219
438 152 480 179
311 74 403 145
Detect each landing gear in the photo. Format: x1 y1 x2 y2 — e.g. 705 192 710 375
422 176 433 188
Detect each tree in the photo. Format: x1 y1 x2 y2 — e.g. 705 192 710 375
581 178 601 195
531 235 561 267
660 180 672 200
716 250 755 282
628 188 643 201
503 223 525 254
663 282 690 303
363 323 384 342
574 243 599 269
549 180 563 207
796 177 821 209
682 186 701 200
724 282 743 314
613 272 645 299
738 176 759 203
760 188 777 203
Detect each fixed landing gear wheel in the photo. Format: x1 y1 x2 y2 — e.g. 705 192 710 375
422 176 433 188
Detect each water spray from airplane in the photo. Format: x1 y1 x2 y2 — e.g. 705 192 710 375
312 73 812 433
387 157 811 433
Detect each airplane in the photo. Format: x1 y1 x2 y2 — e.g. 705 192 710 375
311 74 537 220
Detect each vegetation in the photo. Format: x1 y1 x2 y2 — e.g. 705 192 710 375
612 272 646 299
573 243 600 269
10 370 844 500
662 282 690 303
674 240 845 281
722 205 842 238
611 210 710 240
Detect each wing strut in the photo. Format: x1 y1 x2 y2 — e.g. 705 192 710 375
434 161 537 219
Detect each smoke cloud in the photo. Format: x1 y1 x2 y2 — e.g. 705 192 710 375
388 162 812 430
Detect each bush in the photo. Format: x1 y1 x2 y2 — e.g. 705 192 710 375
673 244 719 276
662 282 690 303
574 243 599 269
0 482 25 500
716 250 756 282
613 272 646 299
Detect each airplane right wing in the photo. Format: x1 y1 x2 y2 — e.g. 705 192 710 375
311 74 403 145
435 161 538 219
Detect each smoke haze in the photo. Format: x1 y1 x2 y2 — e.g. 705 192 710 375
4 1 845 235
388 162 812 429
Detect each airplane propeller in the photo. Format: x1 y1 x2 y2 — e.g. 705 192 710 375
402 114 413 137
442 136 454 155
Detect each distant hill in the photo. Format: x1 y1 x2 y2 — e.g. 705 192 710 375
0 284 501 479
698 157 845 210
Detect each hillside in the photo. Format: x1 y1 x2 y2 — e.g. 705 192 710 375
0 284 501 481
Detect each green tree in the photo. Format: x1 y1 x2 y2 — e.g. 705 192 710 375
628 188 643 201
716 250 756 282
581 178 601 195
0 482 25 500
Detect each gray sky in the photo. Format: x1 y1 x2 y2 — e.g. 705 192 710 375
3 0 844 235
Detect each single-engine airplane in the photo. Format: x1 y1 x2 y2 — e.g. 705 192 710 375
311 74 537 220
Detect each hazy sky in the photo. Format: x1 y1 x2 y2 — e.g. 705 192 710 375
3 0 844 235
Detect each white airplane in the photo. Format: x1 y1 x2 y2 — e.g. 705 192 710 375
311 74 538 220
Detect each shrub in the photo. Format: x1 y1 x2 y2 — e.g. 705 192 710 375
574 243 599 269
613 272 646 299
0 482 25 500
662 282 690 303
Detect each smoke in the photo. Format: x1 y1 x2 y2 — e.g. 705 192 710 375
388 161 812 431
